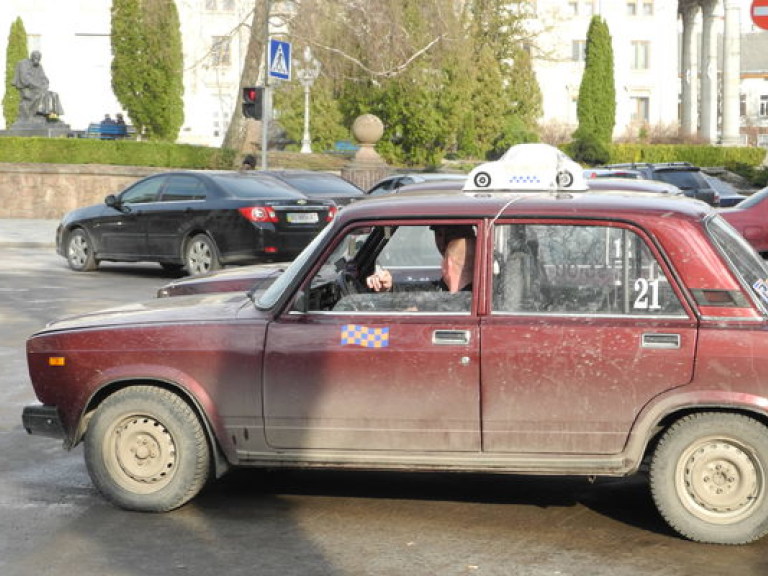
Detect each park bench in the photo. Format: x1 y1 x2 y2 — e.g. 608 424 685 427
83 122 134 140
326 140 360 155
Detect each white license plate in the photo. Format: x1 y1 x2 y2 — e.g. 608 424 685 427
287 212 319 224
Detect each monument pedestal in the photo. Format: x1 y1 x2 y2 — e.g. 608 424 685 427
1 118 72 138
341 114 391 191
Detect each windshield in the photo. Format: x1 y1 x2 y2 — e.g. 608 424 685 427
707 215 768 312
733 187 768 210
256 224 336 309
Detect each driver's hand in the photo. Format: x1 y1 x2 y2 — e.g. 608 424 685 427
366 269 392 292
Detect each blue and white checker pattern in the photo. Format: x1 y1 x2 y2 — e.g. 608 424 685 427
340 324 390 348
506 175 541 185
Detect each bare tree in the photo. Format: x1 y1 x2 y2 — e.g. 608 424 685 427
222 3 267 154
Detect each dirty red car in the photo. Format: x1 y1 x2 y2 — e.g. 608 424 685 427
22 146 768 545
721 186 768 257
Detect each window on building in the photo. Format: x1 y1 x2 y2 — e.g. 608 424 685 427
758 134 768 149
631 41 650 70
205 0 234 9
631 97 650 123
740 94 747 117
27 34 42 53
572 40 587 62
627 1 638 16
642 1 654 15
567 2 579 16
582 1 595 16
210 36 231 67
760 95 768 117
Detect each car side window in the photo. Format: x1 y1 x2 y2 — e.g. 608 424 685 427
161 176 208 201
120 177 164 204
492 223 686 316
296 224 472 314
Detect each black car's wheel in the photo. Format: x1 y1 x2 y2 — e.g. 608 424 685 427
84 386 211 512
185 234 220 275
66 228 98 272
650 412 768 544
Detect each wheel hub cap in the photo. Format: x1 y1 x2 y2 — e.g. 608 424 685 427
683 440 760 520
113 416 176 485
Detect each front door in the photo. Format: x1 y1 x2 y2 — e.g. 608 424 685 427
97 176 165 257
263 222 482 452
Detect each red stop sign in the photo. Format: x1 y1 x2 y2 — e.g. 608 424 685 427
753 0 768 30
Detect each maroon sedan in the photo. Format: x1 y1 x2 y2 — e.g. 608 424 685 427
22 182 768 545
721 187 768 257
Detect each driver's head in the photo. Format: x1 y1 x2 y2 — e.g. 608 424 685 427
431 225 475 256
441 236 476 292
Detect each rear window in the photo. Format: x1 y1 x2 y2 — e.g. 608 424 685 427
654 170 709 190
279 173 363 196
212 174 304 199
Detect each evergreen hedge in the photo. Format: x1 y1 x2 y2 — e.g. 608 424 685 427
0 137 236 168
608 143 766 168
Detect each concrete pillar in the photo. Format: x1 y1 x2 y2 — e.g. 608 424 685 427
721 0 742 146
679 2 699 138
699 0 719 143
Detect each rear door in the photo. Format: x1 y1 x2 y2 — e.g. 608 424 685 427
146 174 210 259
481 220 697 454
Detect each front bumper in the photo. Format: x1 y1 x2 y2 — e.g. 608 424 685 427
22 405 65 439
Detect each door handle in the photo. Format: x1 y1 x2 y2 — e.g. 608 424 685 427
432 330 471 346
641 333 681 349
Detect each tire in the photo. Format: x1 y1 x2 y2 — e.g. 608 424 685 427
66 228 97 272
184 234 220 275
650 412 768 544
160 262 185 273
84 386 211 512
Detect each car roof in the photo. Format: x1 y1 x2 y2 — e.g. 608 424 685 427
586 178 683 194
334 189 713 227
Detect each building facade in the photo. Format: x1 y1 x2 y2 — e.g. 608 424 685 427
0 0 764 148
0 0 251 146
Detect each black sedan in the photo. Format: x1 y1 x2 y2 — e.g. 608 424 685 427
57 171 337 275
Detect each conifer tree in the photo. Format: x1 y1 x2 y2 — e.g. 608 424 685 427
111 0 184 140
3 17 28 127
575 15 615 145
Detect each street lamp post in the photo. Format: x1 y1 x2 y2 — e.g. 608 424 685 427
295 46 321 154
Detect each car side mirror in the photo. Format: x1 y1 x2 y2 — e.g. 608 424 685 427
105 194 130 212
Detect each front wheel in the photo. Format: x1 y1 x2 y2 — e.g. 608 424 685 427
185 234 220 275
84 386 211 512
650 412 768 544
66 228 97 271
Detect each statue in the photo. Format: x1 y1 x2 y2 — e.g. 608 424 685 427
12 51 64 122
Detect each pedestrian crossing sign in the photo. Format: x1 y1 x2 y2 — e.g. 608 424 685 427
269 39 291 81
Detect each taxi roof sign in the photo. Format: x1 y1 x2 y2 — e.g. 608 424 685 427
463 143 587 193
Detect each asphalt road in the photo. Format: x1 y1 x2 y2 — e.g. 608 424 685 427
2 247 768 576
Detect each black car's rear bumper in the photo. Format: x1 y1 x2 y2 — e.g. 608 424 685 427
22 405 65 439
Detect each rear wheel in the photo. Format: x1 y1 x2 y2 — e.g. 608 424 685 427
66 228 97 271
650 412 768 544
185 234 220 275
84 386 211 512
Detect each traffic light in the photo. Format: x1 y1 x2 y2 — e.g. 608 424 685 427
242 86 264 120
